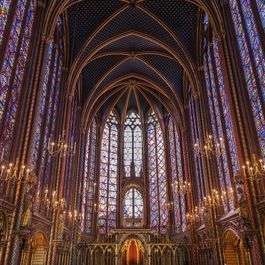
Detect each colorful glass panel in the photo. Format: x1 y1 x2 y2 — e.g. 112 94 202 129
124 188 144 227
0 0 36 161
98 112 118 234
229 0 265 158
168 116 187 232
257 0 265 29
124 112 143 178
147 111 168 233
81 120 97 233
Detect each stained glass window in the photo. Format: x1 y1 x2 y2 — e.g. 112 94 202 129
168 116 186 232
0 0 36 162
229 0 265 159
203 15 240 211
147 111 168 234
189 96 205 203
29 18 64 211
123 188 144 227
81 119 97 233
256 0 265 29
98 111 118 234
124 112 143 178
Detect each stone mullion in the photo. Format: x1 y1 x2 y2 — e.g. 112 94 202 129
117 122 122 229
185 105 199 206
163 118 175 233
196 94 212 196
82 134 88 233
84 127 92 232
0 0 19 69
69 109 82 265
92 120 101 235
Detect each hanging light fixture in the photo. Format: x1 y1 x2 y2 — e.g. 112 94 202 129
194 134 223 158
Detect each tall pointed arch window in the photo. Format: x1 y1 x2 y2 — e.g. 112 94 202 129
0 0 37 162
147 111 168 233
30 18 64 211
188 94 206 204
168 116 186 232
123 188 144 227
81 119 97 233
124 112 143 178
228 0 265 158
98 111 119 234
203 15 239 211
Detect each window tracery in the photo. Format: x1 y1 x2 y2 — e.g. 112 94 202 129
123 188 144 227
98 111 119 234
168 116 186 232
124 112 143 178
81 119 97 233
147 111 168 234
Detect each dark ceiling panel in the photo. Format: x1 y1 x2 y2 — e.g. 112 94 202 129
100 35 166 54
143 0 198 59
82 54 126 101
80 6 185 61
141 54 184 99
68 0 124 60
96 58 171 95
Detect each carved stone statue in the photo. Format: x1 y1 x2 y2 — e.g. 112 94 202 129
21 190 33 227
237 186 252 231
57 211 65 240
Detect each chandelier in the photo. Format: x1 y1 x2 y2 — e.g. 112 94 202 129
171 180 191 195
186 206 200 223
203 189 226 208
241 157 265 181
194 135 223 158
47 130 76 157
0 159 33 183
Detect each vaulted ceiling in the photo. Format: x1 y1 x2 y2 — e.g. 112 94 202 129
66 0 199 125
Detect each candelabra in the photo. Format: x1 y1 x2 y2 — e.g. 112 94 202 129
203 189 226 209
186 206 200 224
47 130 76 157
172 180 191 195
241 157 265 182
194 135 223 158
0 159 33 183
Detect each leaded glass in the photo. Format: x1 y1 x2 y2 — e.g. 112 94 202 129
124 112 143 178
81 119 97 233
168 116 186 232
147 111 168 234
0 0 36 162
98 112 118 234
257 0 265 29
0 0 11 45
229 0 265 158
124 188 144 227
